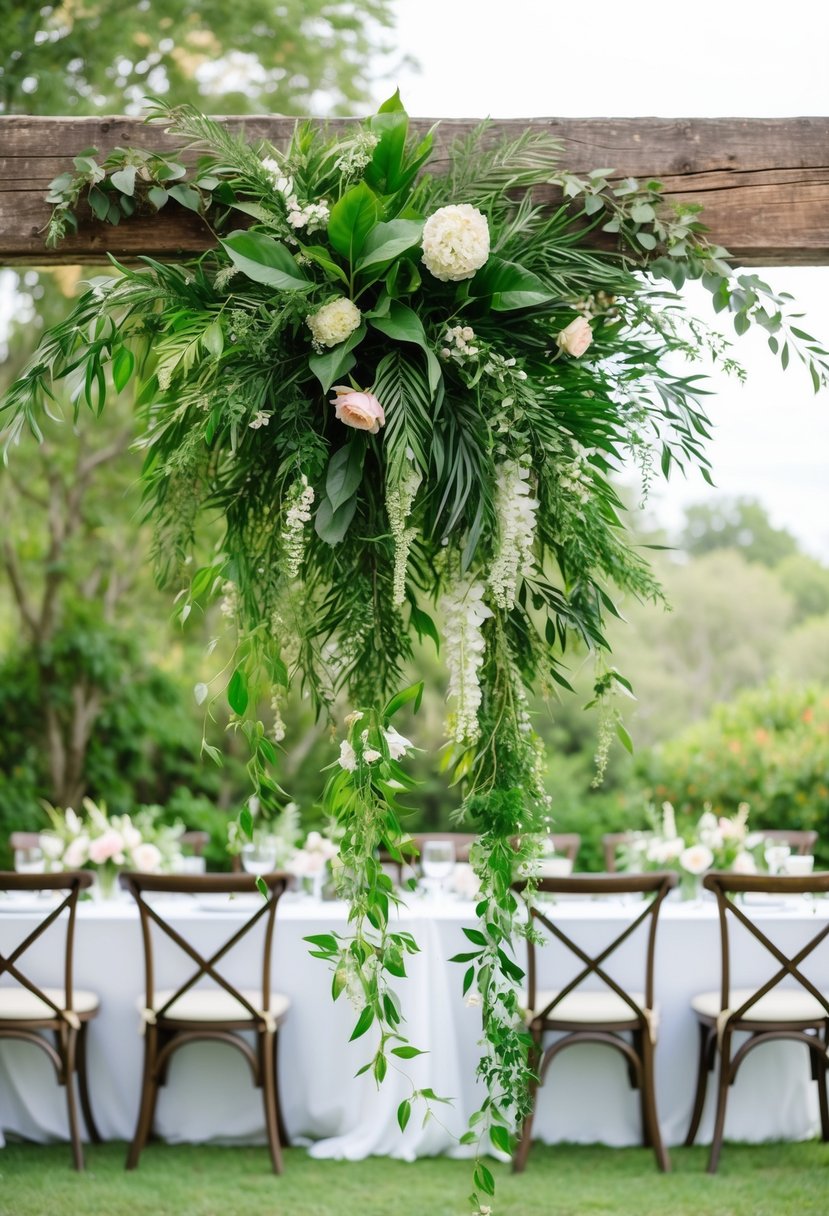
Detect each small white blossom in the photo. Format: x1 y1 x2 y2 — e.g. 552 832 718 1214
363 748 382 764
248 410 271 429
440 323 480 363
338 740 357 772
384 726 413 759
489 460 539 610
441 578 493 744
281 474 315 579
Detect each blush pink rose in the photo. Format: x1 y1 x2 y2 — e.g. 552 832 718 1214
556 316 593 358
330 386 385 434
89 829 125 865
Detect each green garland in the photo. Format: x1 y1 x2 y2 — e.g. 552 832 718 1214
3 92 827 1211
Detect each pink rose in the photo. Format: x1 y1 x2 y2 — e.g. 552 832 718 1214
556 316 593 358
89 829 125 865
330 386 385 434
131 842 162 872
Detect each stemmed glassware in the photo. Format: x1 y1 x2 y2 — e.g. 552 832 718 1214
420 840 456 899
240 838 277 876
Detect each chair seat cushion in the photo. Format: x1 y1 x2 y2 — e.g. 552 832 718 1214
692 988 828 1023
527 989 647 1024
146 988 290 1023
0 987 99 1020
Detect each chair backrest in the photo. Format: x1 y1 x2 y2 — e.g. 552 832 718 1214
119 871 289 1019
0 871 93 1021
760 829 818 856
602 832 634 873
9 831 41 854
548 833 581 864
517 871 678 1021
180 830 210 856
704 870 829 1023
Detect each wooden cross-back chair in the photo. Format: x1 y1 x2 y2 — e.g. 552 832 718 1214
514 871 678 1173
760 829 819 856
685 870 829 1172
119 871 291 1173
0 871 100 1169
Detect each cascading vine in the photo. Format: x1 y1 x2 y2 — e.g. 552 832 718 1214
3 91 827 1213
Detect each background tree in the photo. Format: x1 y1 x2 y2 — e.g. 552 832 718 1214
1 1 398 116
680 496 799 566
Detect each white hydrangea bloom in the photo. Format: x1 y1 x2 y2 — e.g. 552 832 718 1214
307 297 362 348
386 462 422 606
441 578 493 744
489 460 539 610
421 204 490 282
281 474 315 579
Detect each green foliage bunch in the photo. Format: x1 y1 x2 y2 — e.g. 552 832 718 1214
3 92 827 1208
642 683 829 864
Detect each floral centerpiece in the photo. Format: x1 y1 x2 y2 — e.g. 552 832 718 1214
621 801 758 897
4 92 827 1210
40 798 185 898
288 829 340 899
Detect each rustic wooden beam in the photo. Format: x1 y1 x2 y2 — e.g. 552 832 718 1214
1 115 828 266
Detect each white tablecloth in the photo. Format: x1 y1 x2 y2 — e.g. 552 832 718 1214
0 893 825 1156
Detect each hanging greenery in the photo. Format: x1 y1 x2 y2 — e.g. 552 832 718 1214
3 92 827 1211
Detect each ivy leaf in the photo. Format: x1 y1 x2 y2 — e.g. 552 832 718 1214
490 1124 511 1154
391 1045 426 1059
327 183 381 263
326 441 366 513
221 230 312 291
110 165 136 196
397 1099 411 1132
167 183 202 212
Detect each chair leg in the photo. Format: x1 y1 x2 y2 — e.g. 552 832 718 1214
127 1027 160 1170
260 1031 284 1174
707 1029 731 1174
62 1027 85 1171
76 1022 102 1144
272 1030 290 1148
684 1021 715 1147
641 1033 670 1172
513 1038 542 1174
815 1039 829 1143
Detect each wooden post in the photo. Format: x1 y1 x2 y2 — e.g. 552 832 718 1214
1 115 828 265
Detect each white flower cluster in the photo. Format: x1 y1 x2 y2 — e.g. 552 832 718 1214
260 156 330 233
421 204 490 282
439 324 479 362
488 460 539 610
334 131 379 177
338 723 413 771
307 297 362 348
248 410 271 430
281 474 315 579
571 290 618 319
559 443 596 506
219 579 238 621
386 461 422 606
441 579 493 744
270 688 286 743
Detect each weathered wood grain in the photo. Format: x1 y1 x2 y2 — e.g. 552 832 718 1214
1 115 828 265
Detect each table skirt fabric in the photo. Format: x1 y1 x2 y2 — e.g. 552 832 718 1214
0 896 823 1157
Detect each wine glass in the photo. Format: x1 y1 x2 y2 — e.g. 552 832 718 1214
764 843 791 876
240 839 277 876
421 839 456 899
14 845 45 875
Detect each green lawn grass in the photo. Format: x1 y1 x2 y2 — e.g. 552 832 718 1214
1 1141 828 1216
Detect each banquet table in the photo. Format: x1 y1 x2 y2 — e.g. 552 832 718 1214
0 891 826 1157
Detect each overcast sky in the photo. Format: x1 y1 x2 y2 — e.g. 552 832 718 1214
380 0 829 557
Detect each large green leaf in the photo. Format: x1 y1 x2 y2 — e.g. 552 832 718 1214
327 183 381 263
220 230 312 291
369 302 442 396
325 441 365 513
355 219 424 274
469 255 554 311
315 495 357 545
308 324 366 393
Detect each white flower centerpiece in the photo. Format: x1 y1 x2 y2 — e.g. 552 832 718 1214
288 829 340 900
621 801 757 899
40 797 185 899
